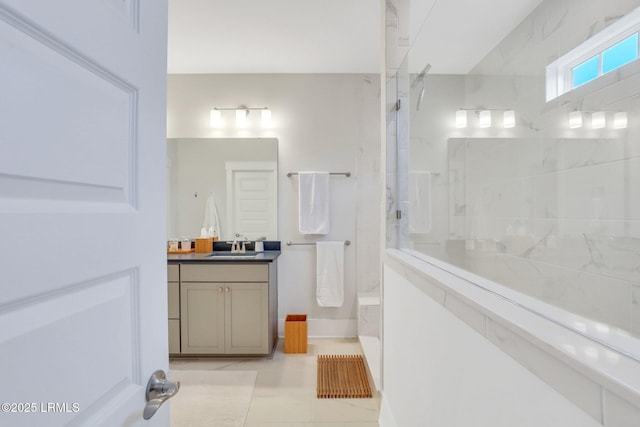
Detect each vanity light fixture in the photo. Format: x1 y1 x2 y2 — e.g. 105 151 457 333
209 106 272 128
479 110 491 128
455 108 515 129
569 111 583 128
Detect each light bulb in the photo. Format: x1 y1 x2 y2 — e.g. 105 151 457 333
236 109 247 127
479 110 491 128
569 111 583 129
210 109 221 128
261 109 272 128
591 111 605 129
455 110 467 128
503 110 515 128
613 112 628 129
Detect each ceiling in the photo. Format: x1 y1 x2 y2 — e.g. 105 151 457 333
167 0 543 75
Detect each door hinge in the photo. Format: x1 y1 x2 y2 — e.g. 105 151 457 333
396 210 402 220
395 99 401 111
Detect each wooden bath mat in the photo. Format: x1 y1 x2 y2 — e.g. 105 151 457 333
317 355 372 398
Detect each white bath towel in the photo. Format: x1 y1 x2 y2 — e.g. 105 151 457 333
316 241 344 307
202 193 222 238
298 171 330 235
409 171 432 234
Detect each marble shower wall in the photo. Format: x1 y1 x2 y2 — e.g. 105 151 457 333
403 0 640 335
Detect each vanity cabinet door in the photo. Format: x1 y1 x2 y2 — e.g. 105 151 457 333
168 282 180 319
168 282 181 354
180 283 225 354
225 283 269 354
168 319 181 354
168 264 181 354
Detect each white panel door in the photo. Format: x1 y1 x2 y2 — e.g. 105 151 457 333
0 1 169 426
225 162 277 240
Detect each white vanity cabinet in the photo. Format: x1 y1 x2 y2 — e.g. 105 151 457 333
173 262 277 355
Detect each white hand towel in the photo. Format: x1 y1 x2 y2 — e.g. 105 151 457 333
409 171 432 234
316 241 344 307
298 171 330 235
202 193 222 238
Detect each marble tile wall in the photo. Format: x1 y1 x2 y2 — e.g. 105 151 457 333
397 0 640 336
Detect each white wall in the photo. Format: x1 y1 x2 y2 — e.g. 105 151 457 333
167 74 380 337
380 264 602 427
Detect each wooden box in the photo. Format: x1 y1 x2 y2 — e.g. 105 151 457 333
195 238 213 253
284 314 307 354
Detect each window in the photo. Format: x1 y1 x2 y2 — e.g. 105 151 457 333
571 55 599 88
602 33 638 73
546 7 640 100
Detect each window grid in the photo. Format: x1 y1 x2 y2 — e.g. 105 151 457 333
570 32 640 89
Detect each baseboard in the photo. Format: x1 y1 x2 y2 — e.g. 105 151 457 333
378 394 397 427
358 335 381 391
278 318 357 338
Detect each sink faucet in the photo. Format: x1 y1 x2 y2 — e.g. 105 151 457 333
234 233 249 253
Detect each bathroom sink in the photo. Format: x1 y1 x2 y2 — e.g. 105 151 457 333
206 252 258 259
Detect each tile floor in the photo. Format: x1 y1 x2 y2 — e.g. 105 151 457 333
169 338 380 426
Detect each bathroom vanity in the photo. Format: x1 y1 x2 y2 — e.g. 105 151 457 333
167 250 279 356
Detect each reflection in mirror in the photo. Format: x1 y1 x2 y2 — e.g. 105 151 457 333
167 138 278 241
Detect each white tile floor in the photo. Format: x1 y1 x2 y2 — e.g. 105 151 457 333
170 338 380 427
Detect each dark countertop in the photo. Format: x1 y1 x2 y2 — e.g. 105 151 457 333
168 250 280 264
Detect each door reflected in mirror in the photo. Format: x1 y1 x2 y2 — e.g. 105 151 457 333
167 138 278 241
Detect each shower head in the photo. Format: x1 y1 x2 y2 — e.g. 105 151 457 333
417 63 432 79
414 63 431 111
411 63 432 88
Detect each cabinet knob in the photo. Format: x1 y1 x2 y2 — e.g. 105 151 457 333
218 287 223 293
225 287 230 292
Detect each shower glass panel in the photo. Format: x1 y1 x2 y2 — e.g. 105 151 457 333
391 1 640 349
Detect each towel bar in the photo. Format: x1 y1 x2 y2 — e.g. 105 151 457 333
286 172 351 177
287 240 351 246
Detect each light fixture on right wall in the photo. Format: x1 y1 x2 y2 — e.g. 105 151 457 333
567 110 628 129
454 108 516 129
613 111 628 129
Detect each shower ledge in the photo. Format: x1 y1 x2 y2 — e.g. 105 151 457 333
358 292 380 306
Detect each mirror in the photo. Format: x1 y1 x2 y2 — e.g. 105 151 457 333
167 138 278 241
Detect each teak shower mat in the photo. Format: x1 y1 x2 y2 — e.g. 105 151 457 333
317 355 372 398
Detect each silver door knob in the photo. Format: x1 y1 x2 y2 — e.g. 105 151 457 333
143 370 180 420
